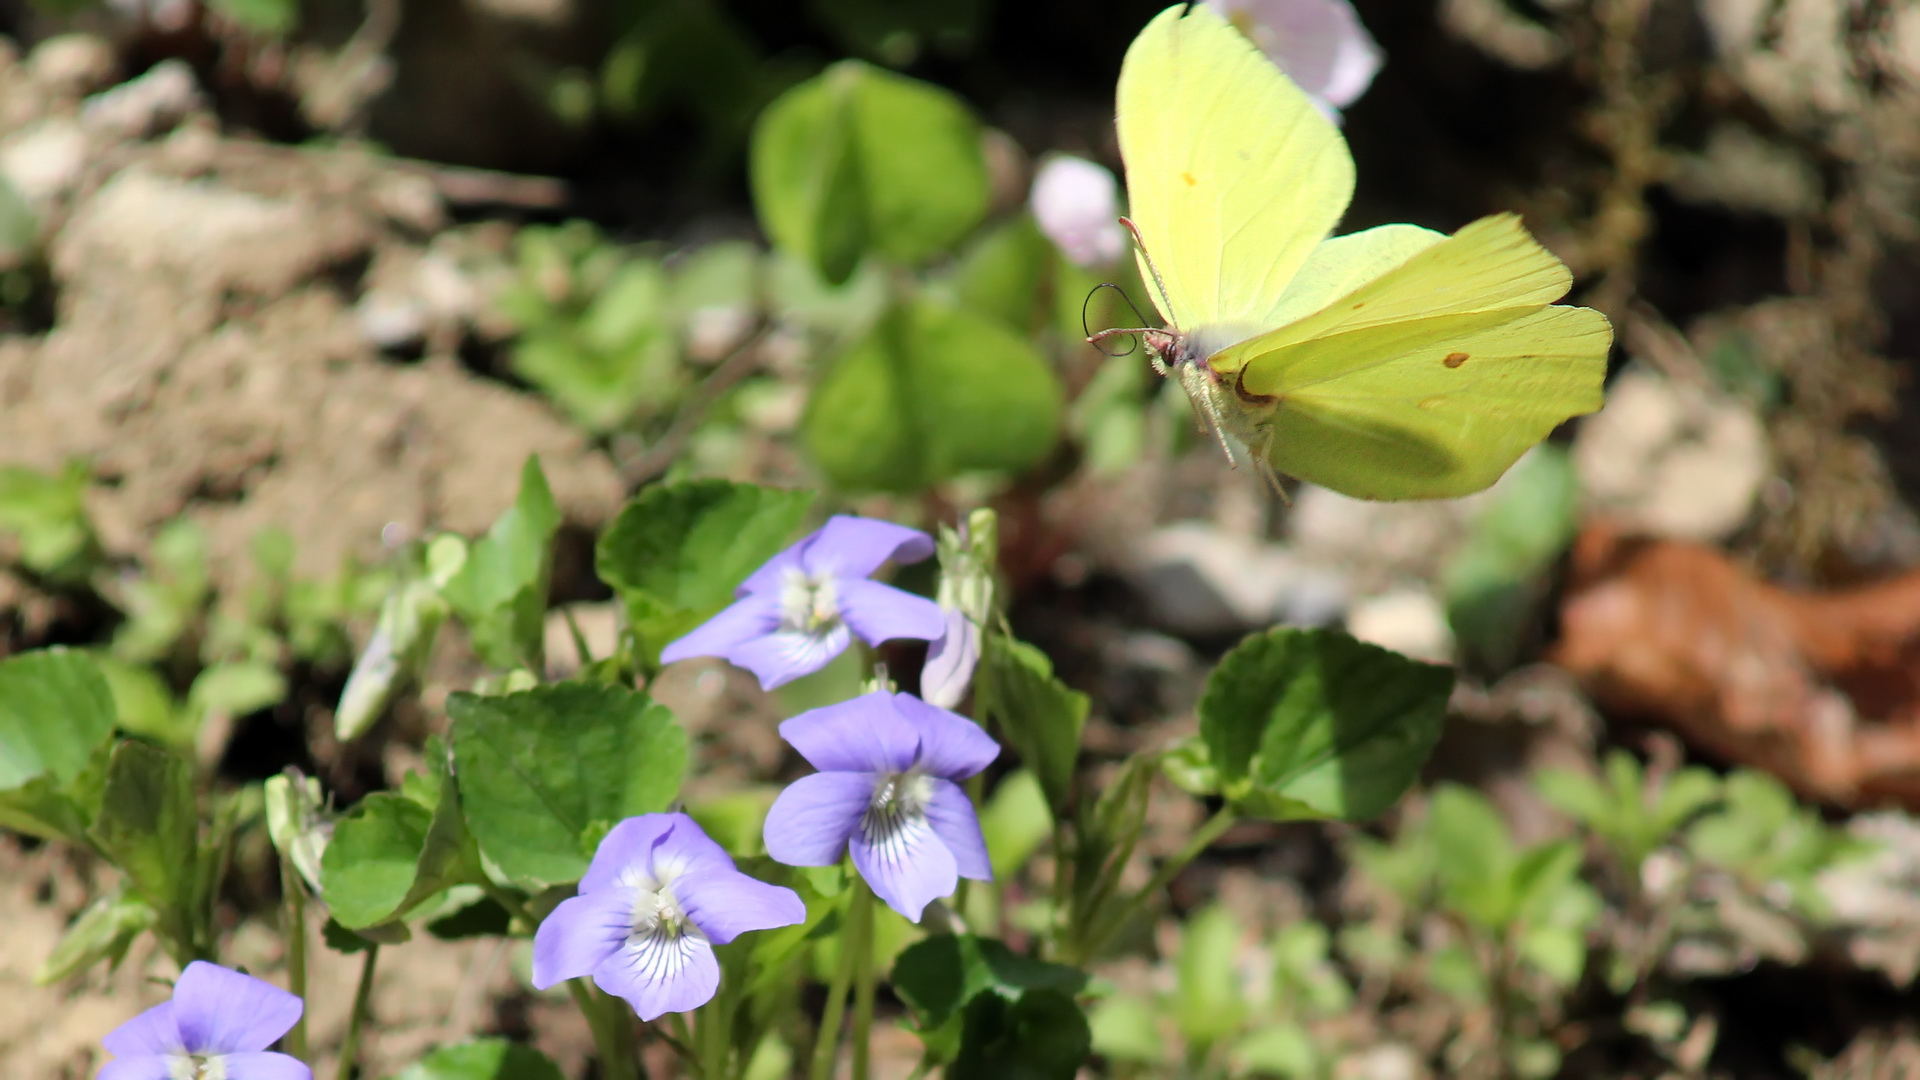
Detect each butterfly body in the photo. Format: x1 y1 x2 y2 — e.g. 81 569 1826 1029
1112 4 1610 501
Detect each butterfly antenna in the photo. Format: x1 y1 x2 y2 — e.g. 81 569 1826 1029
1082 283 1161 357
1119 217 1175 326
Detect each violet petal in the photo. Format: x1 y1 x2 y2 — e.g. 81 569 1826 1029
763 772 874 866
171 962 302 1055
102 1002 181 1058
837 579 945 647
593 934 721 1021
531 888 637 990
850 810 958 923
779 692 918 774
799 516 935 580
892 693 1000 781
96 1056 175 1080
919 609 980 710
923 778 992 882
221 1052 315 1080
675 869 807 944
580 815 676 894
659 591 784 667
724 624 852 690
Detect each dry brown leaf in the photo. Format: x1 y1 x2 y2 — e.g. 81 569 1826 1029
1552 523 1920 805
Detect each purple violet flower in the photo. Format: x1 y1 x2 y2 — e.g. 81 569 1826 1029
98 961 308 1080
660 515 946 690
532 813 806 1021
763 691 999 922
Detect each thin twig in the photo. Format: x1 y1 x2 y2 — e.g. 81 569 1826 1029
618 324 773 490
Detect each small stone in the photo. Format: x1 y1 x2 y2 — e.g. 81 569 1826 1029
1345 589 1453 663
82 60 204 139
26 34 116 98
0 120 88 206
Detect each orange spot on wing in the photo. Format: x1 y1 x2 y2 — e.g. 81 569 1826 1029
1444 352 1469 368
1182 172 1198 187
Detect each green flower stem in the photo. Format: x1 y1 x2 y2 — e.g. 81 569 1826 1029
482 880 646 1080
697 971 736 1078
567 980 644 1080
279 859 309 1062
1071 805 1237 965
849 877 878 1080
808 876 872 1080
334 944 379 1080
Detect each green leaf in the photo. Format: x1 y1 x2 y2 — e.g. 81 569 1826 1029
87 740 199 940
1175 906 1248 1046
1199 628 1451 822
951 988 1091 1080
977 635 1086 815
320 759 478 930
892 934 1088 1033
441 458 562 671
450 684 687 886
594 479 814 662
0 649 117 792
1442 446 1578 671
388 1038 566 1080
34 886 155 984
751 61 988 283
802 299 1063 493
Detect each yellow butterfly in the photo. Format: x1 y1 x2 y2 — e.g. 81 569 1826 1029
1108 3 1610 500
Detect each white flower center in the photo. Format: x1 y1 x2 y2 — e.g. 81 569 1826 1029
617 861 700 949
780 568 841 635
861 771 935 867
170 1056 228 1080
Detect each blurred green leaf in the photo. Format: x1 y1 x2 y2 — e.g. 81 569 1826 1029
94 655 191 749
1233 1022 1318 1079
1086 995 1163 1064
34 885 155 984
809 0 985 66
0 649 117 792
188 660 286 722
803 299 1063 493
441 457 561 672
112 518 212 664
1200 628 1451 822
977 634 1086 816
207 0 298 34
1427 784 1517 927
1443 445 1578 671
952 217 1051 332
979 770 1051 880
388 1038 566 1080
1175 905 1249 1046
87 740 199 948
0 172 34 267
751 61 988 283
0 461 98 583
512 255 682 431
595 479 814 663
1539 750 1720 871
450 684 686 887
